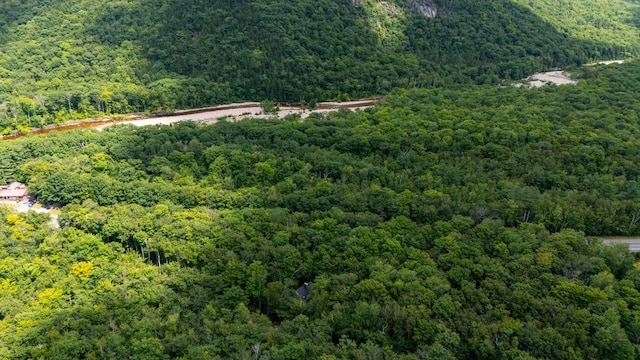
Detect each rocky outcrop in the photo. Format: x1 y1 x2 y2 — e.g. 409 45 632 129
407 0 438 18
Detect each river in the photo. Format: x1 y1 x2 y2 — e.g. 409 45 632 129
2 99 378 140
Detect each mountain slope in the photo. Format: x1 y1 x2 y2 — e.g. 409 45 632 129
512 0 640 51
0 0 637 132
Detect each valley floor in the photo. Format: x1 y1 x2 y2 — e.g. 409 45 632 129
96 100 377 129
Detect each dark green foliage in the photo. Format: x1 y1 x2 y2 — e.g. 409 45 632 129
0 0 637 132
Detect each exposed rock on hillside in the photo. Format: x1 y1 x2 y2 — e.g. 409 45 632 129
407 0 438 17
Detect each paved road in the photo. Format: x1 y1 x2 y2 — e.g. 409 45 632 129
601 238 640 252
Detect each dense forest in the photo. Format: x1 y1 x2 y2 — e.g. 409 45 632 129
0 0 638 132
2 62 640 358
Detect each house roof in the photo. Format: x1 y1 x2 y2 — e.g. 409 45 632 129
0 182 27 198
0 188 27 198
296 282 312 300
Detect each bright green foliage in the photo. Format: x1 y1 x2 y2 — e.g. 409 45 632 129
1 62 640 358
10 61 640 235
512 0 640 50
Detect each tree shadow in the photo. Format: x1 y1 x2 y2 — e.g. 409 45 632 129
0 0 48 44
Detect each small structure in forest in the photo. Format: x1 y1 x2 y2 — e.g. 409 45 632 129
0 182 28 201
296 282 312 301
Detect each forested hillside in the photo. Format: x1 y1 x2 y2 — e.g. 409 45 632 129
512 0 640 51
2 61 640 358
0 0 638 132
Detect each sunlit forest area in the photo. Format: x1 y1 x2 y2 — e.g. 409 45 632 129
2 0 640 358
1 61 640 358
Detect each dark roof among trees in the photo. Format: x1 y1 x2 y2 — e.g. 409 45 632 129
296 282 311 300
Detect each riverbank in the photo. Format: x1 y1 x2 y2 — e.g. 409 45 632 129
526 70 578 87
96 99 377 129
516 59 626 88
2 99 379 140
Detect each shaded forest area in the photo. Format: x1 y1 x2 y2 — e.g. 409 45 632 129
1 62 640 358
0 0 636 132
